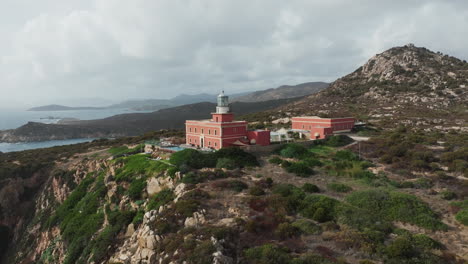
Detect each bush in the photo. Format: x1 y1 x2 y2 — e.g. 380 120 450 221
181 172 206 184
386 236 415 258
127 178 147 200
327 183 352 193
413 178 432 189
216 158 237 170
279 144 309 159
286 162 314 177
291 219 321 235
302 183 320 193
439 190 456 200
147 189 175 211
175 199 200 217
455 210 468 226
249 186 266 196
302 157 322 167
275 222 300 239
451 200 468 226
324 135 354 147
300 195 340 223
345 190 447 230
269 157 283 165
228 180 248 192
244 244 291 264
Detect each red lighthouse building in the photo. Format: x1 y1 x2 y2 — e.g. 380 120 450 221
185 92 270 150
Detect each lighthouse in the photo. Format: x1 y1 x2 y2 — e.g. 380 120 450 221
185 92 270 149
216 91 230 114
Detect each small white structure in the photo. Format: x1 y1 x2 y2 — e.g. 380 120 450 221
270 127 293 143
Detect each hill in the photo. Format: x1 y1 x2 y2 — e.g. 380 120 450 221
0 97 303 142
27 104 103 111
273 44 467 131
232 82 328 102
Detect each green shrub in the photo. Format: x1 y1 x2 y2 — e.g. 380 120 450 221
249 186 266 196
439 190 456 200
147 189 175 211
244 244 291 264
302 157 322 167
399 181 414 188
272 184 306 213
291 219 321 235
334 150 359 161
302 183 320 193
132 210 145 226
269 157 283 165
170 148 259 169
413 234 442 250
175 199 200 217
413 178 432 189
345 190 446 230
327 183 352 193
275 222 300 239
286 162 314 177
279 144 309 159
216 158 237 169
127 178 147 200
323 135 354 147
385 236 415 258
228 180 248 192
300 195 340 222
455 210 468 226
181 171 206 184
186 240 215 264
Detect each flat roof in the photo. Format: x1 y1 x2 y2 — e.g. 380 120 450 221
292 116 354 119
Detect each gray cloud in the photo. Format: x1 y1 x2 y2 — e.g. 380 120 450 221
0 0 467 108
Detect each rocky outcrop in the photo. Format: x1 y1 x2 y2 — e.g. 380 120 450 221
110 210 161 264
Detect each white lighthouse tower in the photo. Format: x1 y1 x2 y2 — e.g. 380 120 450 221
216 91 230 114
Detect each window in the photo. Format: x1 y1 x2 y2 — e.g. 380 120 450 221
194 128 197 133
216 117 219 122
208 129 211 135
302 124 305 129
215 142 217 147
214 130 217 135
201 129 204 134
189 138 192 143
209 141 211 146
189 127 192 132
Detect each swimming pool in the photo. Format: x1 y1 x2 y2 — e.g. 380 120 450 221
161 146 186 152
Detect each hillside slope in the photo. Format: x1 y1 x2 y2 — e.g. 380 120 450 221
0 97 302 142
232 82 328 102
277 44 467 131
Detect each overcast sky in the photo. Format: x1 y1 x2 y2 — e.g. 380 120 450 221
0 0 467 108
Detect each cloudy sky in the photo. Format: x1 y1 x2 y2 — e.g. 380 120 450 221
0 0 467 108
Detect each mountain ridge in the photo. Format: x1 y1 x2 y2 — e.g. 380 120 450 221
270 44 468 131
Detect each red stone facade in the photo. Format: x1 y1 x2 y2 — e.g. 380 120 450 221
291 117 355 139
185 92 271 150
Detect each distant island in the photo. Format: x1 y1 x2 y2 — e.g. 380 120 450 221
28 104 104 111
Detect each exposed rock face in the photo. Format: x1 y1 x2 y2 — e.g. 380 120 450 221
147 176 175 196
111 210 161 264
184 210 207 228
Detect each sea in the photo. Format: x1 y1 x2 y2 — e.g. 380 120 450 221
0 108 136 153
